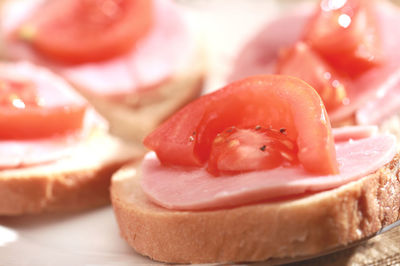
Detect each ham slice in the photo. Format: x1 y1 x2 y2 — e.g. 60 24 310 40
1 0 194 97
229 2 400 125
332 125 378 142
141 132 396 210
356 79 400 125
0 137 80 170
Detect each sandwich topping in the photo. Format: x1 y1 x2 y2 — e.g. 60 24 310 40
144 75 338 176
206 126 298 176
0 77 86 140
18 0 153 64
230 0 400 125
1 0 195 97
276 42 349 112
142 75 396 210
302 0 382 77
0 62 100 169
276 0 382 113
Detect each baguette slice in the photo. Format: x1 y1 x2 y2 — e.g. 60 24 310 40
0 129 143 216
78 50 205 143
111 155 400 264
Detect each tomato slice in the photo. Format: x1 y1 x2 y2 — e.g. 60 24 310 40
20 0 153 64
144 75 339 175
303 0 381 76
276 42 349 112
0 78 86 139
207 126 298 176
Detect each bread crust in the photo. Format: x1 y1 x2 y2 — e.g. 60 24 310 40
110 155 400 263
0 131 143 216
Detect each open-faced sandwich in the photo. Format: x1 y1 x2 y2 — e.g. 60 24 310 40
230 0 400 137
111 75 400 263
0 61 142 215
0 0 205 142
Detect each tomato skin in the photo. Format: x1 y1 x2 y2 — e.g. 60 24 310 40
144 75 339 175
23 0 153 64
0 78 87 139
276 42 349 112
303 0 381 76
143 98 206 167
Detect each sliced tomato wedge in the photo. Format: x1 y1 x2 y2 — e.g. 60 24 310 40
303 0 381 76
276 42 349 111
20 0 153 64
144 75 339 175
207 126 298 176
0 77 86 139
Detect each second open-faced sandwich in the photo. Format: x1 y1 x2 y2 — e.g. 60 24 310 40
0 0 205 142
111 75 400 263
230 0 400 138
0 61 142 215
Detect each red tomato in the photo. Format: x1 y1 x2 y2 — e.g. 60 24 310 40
144 75 339 175
303 0 381 76
207 126 298 176
276 42 349 112
21 0 153 64
0 78 86 139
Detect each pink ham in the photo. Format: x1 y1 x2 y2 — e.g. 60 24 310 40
0 108 106 169
1 0 194 97
332 125 378 142
0 62 105 169
141 132 396 210
356 79 400 125
229 2 400 125
0 137 79 170
228 10 308 81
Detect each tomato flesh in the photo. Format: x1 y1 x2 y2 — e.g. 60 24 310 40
303 0 381 77
21 0 153 64
207 126 298 176
0 78 86 139
276 42 349 111
144 75 339 175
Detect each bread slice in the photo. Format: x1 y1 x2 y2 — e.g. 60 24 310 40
0 129 144 216
77 50 205 143
110 155 400 264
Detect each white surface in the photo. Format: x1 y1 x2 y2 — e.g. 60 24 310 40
0 207 154 265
